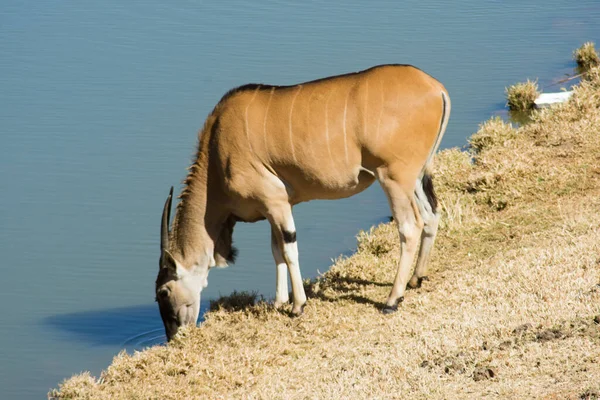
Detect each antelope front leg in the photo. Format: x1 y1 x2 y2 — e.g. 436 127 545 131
267 203 307 316
271 228 289 307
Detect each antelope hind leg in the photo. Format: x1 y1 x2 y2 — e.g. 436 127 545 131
378 174 424 314
408 174 440 289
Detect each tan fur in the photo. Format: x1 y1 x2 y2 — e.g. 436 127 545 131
157 65 451 338
210 67 439 209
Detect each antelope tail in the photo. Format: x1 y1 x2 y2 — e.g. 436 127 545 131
422 91 451 177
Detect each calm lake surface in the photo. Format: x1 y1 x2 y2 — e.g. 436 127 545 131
1 1 599 397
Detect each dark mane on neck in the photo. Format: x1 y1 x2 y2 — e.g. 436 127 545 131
219 83 272 104
169 114 216 256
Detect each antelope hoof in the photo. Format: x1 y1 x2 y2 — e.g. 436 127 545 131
382 304 398 314
408 276 429 289
382 296 404 314
274 299 289 309
291 303 306 317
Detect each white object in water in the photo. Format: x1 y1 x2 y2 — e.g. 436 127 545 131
534 91 573 107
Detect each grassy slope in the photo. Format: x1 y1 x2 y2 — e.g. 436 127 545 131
52 68 600 400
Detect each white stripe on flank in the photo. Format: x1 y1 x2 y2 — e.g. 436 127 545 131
245 87 260 152
325 88 335 168
289 85 302 163
375 78 384 140
305 86 317 161
391 78 402 144
342 87 350 164
263 87 275 151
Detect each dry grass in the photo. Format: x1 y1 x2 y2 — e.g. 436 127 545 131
50 66 600 399
505 79 540 111
574 42 600 72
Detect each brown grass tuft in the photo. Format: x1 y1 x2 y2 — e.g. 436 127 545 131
505 79 540 111
469 116 516 152
51 65 600 399
574 41 600 72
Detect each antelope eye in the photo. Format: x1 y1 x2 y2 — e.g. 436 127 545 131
156 288 170 301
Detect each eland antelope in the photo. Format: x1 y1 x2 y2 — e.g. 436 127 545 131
156 64 450 340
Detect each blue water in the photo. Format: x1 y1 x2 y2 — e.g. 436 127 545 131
1 1 599 398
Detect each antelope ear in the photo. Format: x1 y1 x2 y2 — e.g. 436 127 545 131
160 249 177 270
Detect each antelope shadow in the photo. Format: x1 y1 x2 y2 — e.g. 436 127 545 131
305 276 392 310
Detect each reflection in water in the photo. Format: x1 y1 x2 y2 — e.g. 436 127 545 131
508 109 534 125
122 328 165 350
43 301 210 350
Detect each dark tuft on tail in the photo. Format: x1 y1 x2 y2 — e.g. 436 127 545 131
422 173 438 214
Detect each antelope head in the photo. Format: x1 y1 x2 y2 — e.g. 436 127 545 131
155 187 206 341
